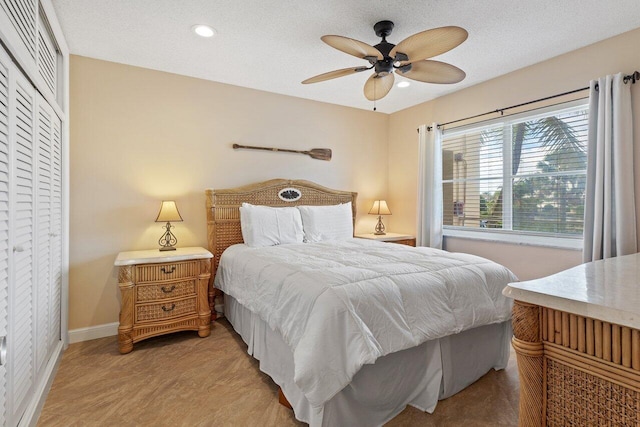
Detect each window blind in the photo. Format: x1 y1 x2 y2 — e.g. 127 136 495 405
442 103 589 238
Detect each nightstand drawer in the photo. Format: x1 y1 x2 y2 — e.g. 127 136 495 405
392 238 416 247
136 260 198 282
135 296 197 323
136 279 197 302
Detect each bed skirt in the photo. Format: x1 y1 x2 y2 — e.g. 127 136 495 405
225 295 511 427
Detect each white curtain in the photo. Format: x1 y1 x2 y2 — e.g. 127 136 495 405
583 73 637 262
416 123 443 248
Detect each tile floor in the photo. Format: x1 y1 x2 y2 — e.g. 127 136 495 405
39 319 519 426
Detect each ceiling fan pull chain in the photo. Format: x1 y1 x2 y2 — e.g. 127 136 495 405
373 80 377 111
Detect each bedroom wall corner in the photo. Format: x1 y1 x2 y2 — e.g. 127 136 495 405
69 55 390 331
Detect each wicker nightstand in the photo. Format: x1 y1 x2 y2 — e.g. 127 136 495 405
355 233 416 247
114 247 213 354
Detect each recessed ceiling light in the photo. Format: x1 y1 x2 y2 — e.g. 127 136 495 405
192 25 216 38
397 81 410 88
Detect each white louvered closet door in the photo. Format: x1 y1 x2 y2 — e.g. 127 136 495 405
35 94 51 377
49 113 61 356
0 42 11 427
36 15 57 100
34 92 61 368
8 62 36 426
0 2 65 426
0 0 37 62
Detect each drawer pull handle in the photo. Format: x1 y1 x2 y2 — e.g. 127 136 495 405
161 303 176 312
161 285 176 293
161 266 176 274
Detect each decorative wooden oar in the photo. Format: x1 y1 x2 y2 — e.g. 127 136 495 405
232 143 332 161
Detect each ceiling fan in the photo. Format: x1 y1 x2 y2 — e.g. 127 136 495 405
302 20 468 104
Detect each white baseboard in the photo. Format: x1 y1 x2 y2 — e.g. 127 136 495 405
68 322 119 344
22 341 63 427
68 313 231 343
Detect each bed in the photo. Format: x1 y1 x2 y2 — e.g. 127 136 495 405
206 179 516 427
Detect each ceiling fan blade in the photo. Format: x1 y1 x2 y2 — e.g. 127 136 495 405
390 26 468 63
321 35 383 61
364 73 394 101
302 66 369 84
397 60 466 84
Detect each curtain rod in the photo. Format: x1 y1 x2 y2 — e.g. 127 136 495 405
421 70 640 132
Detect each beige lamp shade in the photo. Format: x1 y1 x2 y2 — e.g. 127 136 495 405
368 200 391 216
155 200 183 222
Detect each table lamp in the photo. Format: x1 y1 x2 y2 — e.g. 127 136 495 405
155 200 183 251
369 200 391 235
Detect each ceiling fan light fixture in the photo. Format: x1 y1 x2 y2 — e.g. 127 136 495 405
397 81 410 88
192 24 216 38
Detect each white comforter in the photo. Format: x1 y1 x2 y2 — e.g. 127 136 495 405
214 238 516 408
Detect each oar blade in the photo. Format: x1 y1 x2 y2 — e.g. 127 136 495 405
308 148 332 161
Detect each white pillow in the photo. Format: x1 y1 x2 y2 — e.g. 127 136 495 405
239 203 304 248
297 202 353 243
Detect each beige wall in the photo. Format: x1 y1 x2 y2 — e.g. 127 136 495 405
71 27 640 329
69 56 389 329
388 27 640 281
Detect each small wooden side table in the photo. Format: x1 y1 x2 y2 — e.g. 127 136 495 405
114 247 213 354
355 232 416 247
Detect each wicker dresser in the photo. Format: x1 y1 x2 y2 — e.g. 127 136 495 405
115 247 213 354
503 253 640 426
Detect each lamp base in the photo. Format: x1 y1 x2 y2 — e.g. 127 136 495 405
373 215 386 235
158 222 178 252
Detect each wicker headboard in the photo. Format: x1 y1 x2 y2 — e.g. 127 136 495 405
205 179 358 279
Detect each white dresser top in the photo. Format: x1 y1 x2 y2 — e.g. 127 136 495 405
503 252 640 329
355 233 414 241
114 246 213 266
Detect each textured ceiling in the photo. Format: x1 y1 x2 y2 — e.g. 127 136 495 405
52 0 640 114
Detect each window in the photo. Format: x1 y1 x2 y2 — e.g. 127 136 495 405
442 101 588 245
